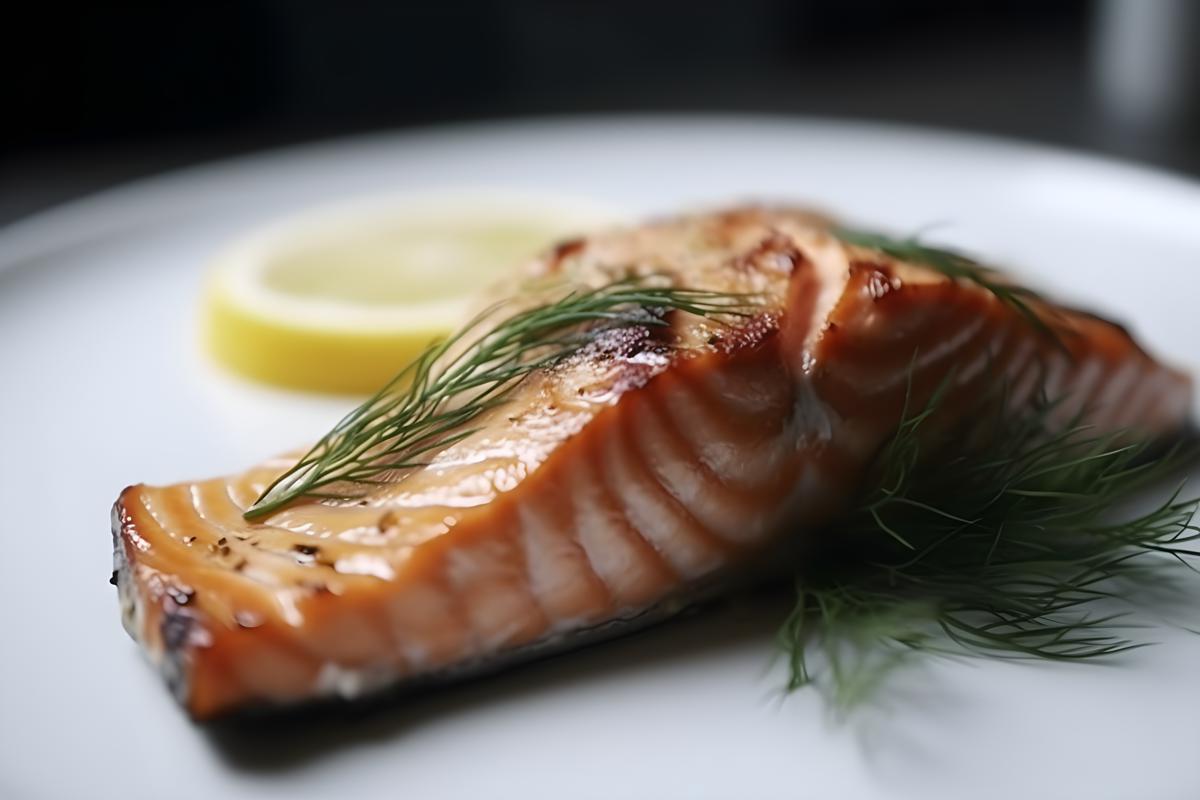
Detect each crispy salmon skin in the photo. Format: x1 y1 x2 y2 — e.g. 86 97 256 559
112 207 1192 719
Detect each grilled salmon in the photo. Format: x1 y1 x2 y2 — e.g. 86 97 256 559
111 207 1193 719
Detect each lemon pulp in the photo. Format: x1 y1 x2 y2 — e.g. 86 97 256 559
203 193 619 394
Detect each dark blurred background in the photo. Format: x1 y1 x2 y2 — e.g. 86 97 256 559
3 0 1198 226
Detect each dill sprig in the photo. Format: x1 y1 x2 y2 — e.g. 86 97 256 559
833 227 1066 350
781 374 1199 708
245 278 758 520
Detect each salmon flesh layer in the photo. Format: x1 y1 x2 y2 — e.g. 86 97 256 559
112 207 1193 719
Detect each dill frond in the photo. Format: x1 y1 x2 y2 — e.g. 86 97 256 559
245 277 758 519
781 372 1199 708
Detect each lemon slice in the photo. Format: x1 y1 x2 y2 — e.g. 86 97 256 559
203 191 621 394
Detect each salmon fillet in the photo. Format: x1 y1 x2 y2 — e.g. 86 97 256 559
111 207 1193 719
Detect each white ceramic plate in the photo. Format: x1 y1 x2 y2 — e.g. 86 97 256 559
1 116 1198 800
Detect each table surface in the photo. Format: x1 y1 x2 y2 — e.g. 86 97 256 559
4 20 1198 230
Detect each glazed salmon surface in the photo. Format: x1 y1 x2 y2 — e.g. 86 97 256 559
112 207 1193 718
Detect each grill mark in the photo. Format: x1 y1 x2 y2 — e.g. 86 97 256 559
780 248 822 370
732 232 805 274
825 274 959 348
692 349 793 418
546 237 586 272
835 276 980 345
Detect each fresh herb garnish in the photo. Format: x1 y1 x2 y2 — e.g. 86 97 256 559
243 232 1195 712
834 227 1066 350
245 278 757 520
780 372 1199 708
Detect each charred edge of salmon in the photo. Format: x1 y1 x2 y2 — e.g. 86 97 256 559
112 493 199 708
